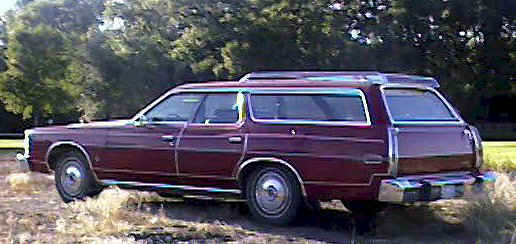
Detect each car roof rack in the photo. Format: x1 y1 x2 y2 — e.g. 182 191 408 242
238 71 440 88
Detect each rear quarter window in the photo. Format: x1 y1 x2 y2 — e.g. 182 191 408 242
383 88 458 122
250 91 369 124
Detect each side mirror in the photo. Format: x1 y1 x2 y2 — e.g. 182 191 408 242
133 115 149 127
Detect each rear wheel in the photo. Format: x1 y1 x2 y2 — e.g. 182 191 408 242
55 151 103 203
246 166 303 225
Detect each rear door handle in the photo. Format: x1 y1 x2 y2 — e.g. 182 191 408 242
228 136 242 144
161 135 176 142
364 154 384 164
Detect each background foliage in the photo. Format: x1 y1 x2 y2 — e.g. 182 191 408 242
0 0 514 131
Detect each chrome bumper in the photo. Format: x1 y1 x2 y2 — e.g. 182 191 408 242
15 153 30 172
378 171 497 203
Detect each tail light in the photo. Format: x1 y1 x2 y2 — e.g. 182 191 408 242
467 126 483 169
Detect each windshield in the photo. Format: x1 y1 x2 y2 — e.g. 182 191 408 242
384 88 458 122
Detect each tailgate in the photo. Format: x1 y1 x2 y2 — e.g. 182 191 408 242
396 125 475 175
382 86 479 176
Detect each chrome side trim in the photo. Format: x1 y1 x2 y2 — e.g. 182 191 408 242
174 122 188 175
176 173 236 180
379 84 465 126
304 171 392 187
176 147 242 154
398 152 473 159
235 157 307 197
101 180 242 194
95 168 176 176
95 168 236 180
45 141 100 182
237 134 249 166
387 127 399 177
246 88 372 127
247 150 365 162
247 133 383 144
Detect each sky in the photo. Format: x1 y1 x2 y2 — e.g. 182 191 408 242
0 0 17 15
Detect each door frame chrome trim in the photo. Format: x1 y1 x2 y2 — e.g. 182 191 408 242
246 88 372 127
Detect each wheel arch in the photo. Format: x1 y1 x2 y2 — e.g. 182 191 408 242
45 141 99 182
235 157 307 198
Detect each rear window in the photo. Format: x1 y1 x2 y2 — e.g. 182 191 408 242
250 92 369 124
383 89 458 122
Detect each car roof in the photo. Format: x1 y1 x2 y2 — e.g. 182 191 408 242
176 71 440 90
176 79 369 90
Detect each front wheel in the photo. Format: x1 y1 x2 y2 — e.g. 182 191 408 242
246 166 303 225
55 151 103 203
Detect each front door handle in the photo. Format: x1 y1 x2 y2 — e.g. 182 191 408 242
161 135 176 142
228 136 242 144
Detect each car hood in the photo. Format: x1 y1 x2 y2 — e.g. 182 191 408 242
65 120 132 129
31 120 132 132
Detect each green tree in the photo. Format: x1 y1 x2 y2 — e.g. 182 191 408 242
171 0 377 79
0 0 103 125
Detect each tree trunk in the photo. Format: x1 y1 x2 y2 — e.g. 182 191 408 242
33 111 40 127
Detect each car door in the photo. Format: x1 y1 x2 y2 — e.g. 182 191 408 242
100 93 203 184
246 89 384 186
177 92 245 187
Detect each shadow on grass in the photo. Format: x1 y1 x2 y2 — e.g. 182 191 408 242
136 198 476 243
137 198 354 243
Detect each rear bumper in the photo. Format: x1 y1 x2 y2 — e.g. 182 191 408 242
15 153 30 172
378 171 496 203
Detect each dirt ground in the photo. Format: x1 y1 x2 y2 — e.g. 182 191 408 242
0 152 514 244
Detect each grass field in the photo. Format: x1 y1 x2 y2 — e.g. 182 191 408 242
483 141 516 171
0 139 514 243
0 139 22 149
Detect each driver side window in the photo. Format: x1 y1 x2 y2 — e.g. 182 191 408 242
145 93 203 122
193 93 239 124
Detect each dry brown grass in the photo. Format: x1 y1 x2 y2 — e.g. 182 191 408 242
56 187 134 237
373 172 516 243
459 173 516 242
0 156 515 243
5 173 54 193
54 187 262 243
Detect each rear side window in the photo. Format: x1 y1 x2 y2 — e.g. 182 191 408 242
383 89 458 122
250 92 369 124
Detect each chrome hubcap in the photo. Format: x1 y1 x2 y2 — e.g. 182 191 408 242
255 171 290 215
60 161 83 196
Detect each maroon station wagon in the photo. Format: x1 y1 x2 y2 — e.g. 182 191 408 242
16 71 496 225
